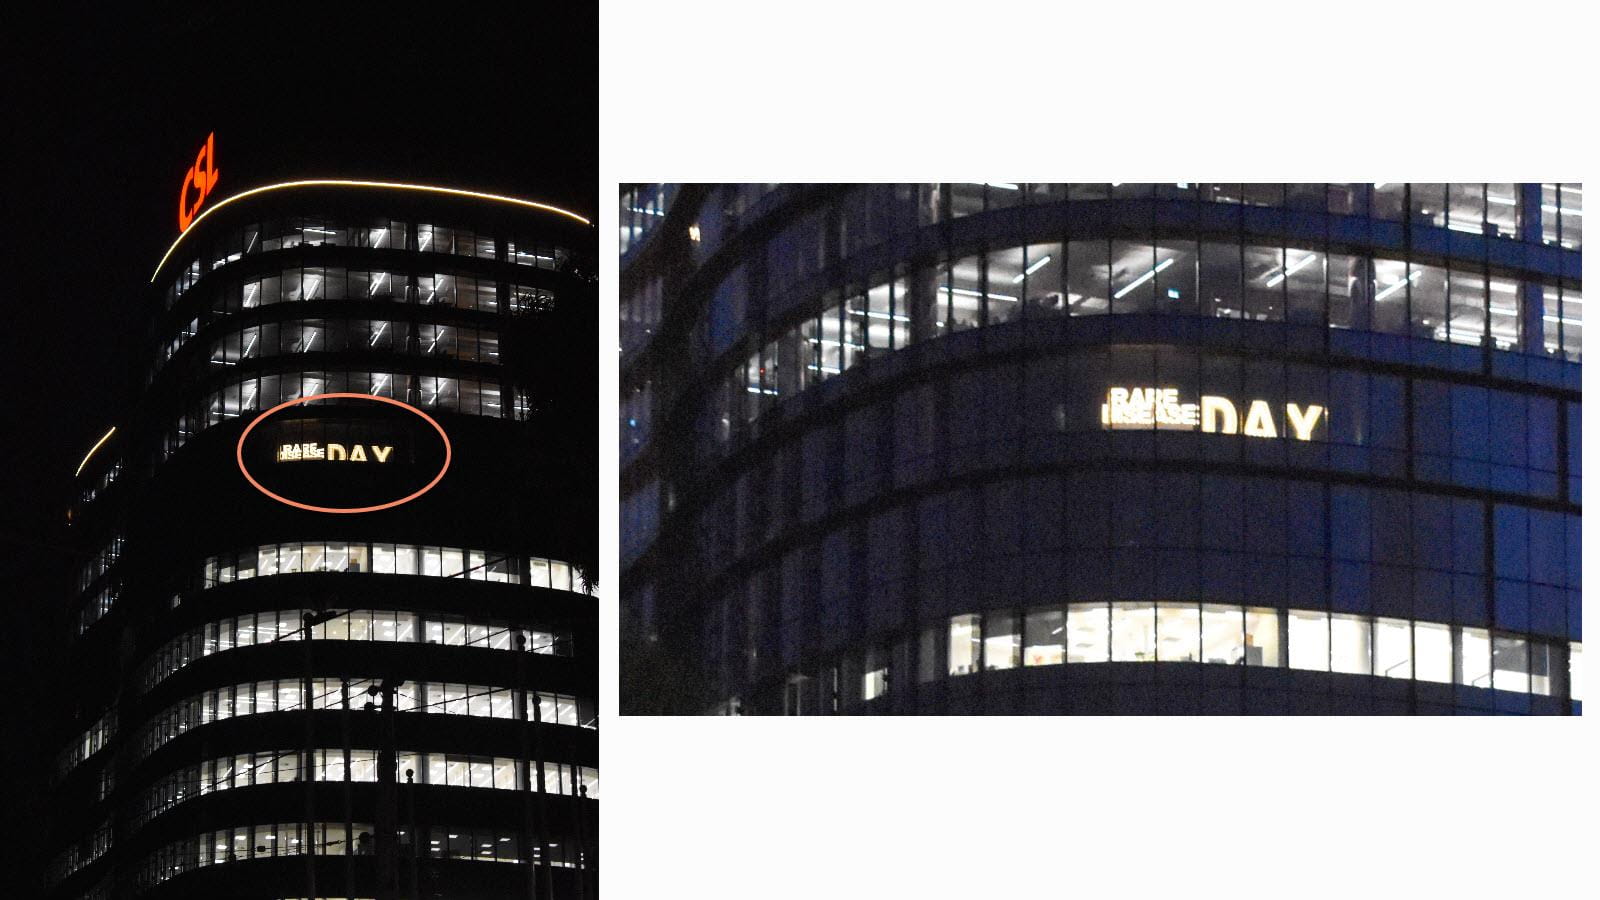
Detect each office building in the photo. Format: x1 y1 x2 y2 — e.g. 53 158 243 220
49 177 599 898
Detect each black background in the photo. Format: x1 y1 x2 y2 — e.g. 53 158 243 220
0 3 596 892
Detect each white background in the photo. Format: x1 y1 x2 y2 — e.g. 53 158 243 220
597 3 1595 895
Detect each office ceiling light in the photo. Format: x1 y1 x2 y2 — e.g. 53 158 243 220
1265 253 1318 287
945 286 1019 302
1373 270 1421 302
983 182 1020 190
1113 258 1174 299
1012 254 1053 283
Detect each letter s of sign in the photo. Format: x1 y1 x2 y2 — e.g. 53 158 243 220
177 132 220 233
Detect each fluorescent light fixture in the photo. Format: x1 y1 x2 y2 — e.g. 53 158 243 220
371 374 390 395
1373 270 1421 302
1489 306 1519 316
1373 183 1388 190
984 182 1020 190
1265 253 1318 287
1489 281 1518 293
369 322 389 346
1543 315 1582 326
944 286 1020 302
243 334 257 357
1487 195 1516 205
1113 258 1174 299
1542 204 1583 216
302 329 317 352
848 310 911 322
1011 254 1053 283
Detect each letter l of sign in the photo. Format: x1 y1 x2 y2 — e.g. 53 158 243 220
202 132 219 193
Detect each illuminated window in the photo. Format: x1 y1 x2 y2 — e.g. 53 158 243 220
1374 617 1411 679
1287 610 1329 671
1484 183 1518 238
947 614 980 676
984 612 1020 670
1023 608 1065 666
1155 603 1200 662
1492 635 1530 693
1110 602 1155 662
862 666 888 701
1529 642 1555 696
1457 627 1492 688
1201 604 1245 664
1065 603 1109 663
1414 622 1452 683
1330 614 1371 675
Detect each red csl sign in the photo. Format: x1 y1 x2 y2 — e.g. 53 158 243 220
177 132 220 232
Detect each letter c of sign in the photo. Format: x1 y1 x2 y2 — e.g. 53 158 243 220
177 132 219 232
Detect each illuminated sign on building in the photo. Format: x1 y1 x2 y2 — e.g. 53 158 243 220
237 393 451 514
276 442 395 463
1101 387 1326 440
177 132 220 233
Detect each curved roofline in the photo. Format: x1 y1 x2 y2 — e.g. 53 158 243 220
151 179 591 283
75 426 117 478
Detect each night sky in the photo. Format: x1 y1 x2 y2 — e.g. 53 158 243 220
0 5 595 890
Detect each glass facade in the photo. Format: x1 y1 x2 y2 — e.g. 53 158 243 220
620 183 1579 716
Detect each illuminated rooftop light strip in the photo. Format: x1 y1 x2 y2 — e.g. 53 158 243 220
1265 253 1318 288
76 427 117 478
1113 258 1174 299
152 180 590 282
